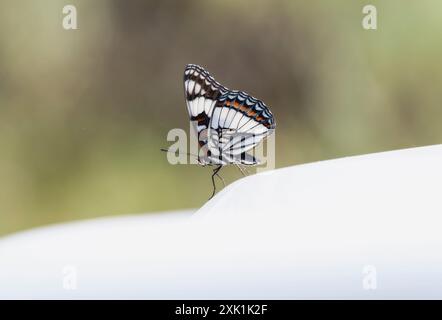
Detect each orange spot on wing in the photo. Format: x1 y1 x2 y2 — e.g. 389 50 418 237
247 109 257 117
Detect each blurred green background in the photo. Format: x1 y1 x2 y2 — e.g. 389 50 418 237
1 0 441 236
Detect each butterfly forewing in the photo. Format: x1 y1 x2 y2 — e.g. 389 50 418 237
184 64 227 163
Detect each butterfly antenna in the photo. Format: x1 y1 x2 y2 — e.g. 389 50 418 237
160 148 199 160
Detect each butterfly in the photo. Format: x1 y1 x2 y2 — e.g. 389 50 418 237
166 64 275 199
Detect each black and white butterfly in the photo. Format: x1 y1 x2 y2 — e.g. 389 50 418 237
170 64 275 199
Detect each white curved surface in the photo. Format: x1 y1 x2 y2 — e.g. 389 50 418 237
1 145 442 299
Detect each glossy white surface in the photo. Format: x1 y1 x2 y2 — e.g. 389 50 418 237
1 145 442 299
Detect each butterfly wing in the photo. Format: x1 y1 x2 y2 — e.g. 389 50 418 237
208 90 275 164
183 64 227 163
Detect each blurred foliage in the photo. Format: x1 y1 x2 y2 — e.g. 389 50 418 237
1 0 442 235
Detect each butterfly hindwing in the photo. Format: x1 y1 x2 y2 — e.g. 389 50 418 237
208 90 275 162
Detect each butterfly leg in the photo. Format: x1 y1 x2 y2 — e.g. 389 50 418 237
242 165 252 175
235 163 247 177
209 165 223 200
215 171 226 187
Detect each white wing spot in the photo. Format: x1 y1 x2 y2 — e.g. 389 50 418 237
219 107 229 128
204 99 213 114
194 83 201 95
188 80 195 94
197 96 204 115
